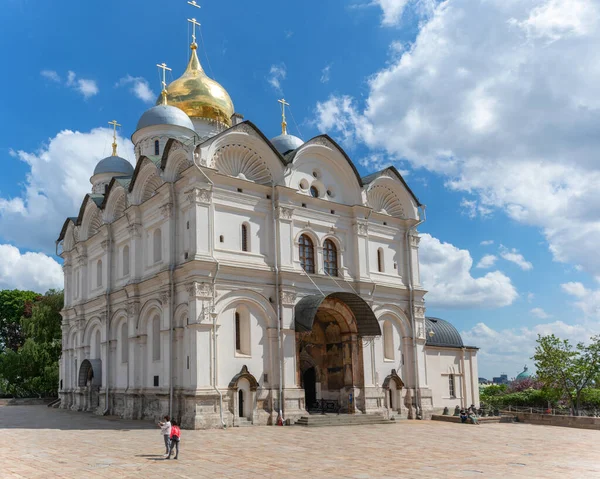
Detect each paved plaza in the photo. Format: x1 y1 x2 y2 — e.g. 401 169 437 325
2 406 599 478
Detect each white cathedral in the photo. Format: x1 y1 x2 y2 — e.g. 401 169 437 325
56 28 479 428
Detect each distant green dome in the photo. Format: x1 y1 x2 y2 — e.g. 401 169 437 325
516 365 533 381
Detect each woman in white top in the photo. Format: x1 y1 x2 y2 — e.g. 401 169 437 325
158 415 172 454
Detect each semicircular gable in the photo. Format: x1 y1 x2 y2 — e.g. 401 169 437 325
103 183 128 223
63 221 77 252
287 139 363 205
213 144 272 184
80 199 104 241
366 176 419 220
129 157 165 205
162 139 192 181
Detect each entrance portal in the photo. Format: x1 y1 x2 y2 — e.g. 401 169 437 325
238 390 245 418
302 367 317 410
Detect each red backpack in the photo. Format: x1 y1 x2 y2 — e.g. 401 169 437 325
171 425 181 440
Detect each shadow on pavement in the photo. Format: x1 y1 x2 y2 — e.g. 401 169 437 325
0 405 155 430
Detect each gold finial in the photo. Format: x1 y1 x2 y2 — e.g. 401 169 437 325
187 17 201 50
278 98 290 135
156 62 172 105
108 120 121 156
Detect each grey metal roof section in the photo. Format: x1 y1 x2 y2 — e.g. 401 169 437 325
90 194 104 207
271 133 304 155
425 317 464 348
295 292 382 337
93 155 134 176
136 104 195 131
78 359 102 387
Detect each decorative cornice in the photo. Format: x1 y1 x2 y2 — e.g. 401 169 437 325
159 290 171 305
355 220 368 237
160 203 173 219
186 187 212 205
281 291 297 306
409 234 421 247
187 281 214 299
277 206 294 221
127 223 142 238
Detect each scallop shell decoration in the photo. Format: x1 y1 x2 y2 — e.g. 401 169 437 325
213 144 272 185
367 185 405 218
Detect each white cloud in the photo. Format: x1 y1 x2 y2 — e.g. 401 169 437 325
40 70 61 83
499 246 533 271
419 234 517 309
315 0 600 278
527 292 535 303
321 64 332 84
267 64 286 93
480 240 494 246
462 320 597 378
0 244 63 292
530 307 551 319
374 0 411 25
66 70 98 98
116 75 155 103
0 128 134 253
476 254 497 269
562 281 600 318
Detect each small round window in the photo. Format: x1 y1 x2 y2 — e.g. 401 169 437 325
310 186 319 198
299 179 309 190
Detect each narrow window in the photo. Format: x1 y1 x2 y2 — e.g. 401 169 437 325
241 224 248 252
152 315 161 361
377 248 384 273
449 374 456 398
154 140 160 156
219 235 224 243
96 259 103 287
383 321 394 360
154 375 159 387
235 312 241 352
153 228 162 263
122 245 130 277
323 239 338 277
299 234 315 274
121 322 128 363
94 330 101 359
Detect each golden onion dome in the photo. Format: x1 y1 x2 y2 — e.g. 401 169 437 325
159 43 234 126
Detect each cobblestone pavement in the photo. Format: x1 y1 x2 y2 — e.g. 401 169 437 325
2 406 600 479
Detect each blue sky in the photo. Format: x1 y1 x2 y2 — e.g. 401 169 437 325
2 0 600 379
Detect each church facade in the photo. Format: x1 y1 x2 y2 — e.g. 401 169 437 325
56 35 479 429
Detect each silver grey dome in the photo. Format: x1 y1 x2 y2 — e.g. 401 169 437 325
93 155 134 176
136 104 195 131
271 134 303 155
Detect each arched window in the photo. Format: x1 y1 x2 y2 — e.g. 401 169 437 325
383 320 394 360
122 245 130 277
241 224 249 252
154 139 160 156
377 248 384 273
94 330 101 360
299 234 315 274
449 374 456 398
96 259 103 287
323 239 338 277
152 315 161 361
153 228 162 263
235 309 250 355
121 322 128 363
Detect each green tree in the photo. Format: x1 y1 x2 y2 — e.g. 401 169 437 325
0 289 40 352
533 334 600 416
0 290 63 397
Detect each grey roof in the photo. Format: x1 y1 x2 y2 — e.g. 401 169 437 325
362 166 422 207
294 292 382 337
93 155 134 176
425 317 464 348
271 133 304 155
136 104 194 131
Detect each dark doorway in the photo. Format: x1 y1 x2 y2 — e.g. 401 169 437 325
303 367 317 410
388 389 393 409
238 390 244 418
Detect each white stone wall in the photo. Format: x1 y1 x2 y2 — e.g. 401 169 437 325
57 122 471 427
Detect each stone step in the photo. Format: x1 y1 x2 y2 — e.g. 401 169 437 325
294 414 394 427
234 418 253 427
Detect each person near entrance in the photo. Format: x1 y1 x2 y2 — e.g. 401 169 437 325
158 415 171 454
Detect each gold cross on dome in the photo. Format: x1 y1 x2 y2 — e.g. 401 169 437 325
156 62 172 105
278 98 290 135
187 17 201 46
108 120 121 156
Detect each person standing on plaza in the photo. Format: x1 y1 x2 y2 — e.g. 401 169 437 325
166 420 181 460
158 415 171 455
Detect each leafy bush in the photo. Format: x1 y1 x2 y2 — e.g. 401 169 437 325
482 388 551 409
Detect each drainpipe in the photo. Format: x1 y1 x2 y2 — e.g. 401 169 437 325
405 205 426 419
271 184 284 424
168 183 176 418
193 158 226 428
103 224 112 415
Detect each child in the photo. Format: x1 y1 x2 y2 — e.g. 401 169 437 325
158 415 171 455
167 420 181 460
